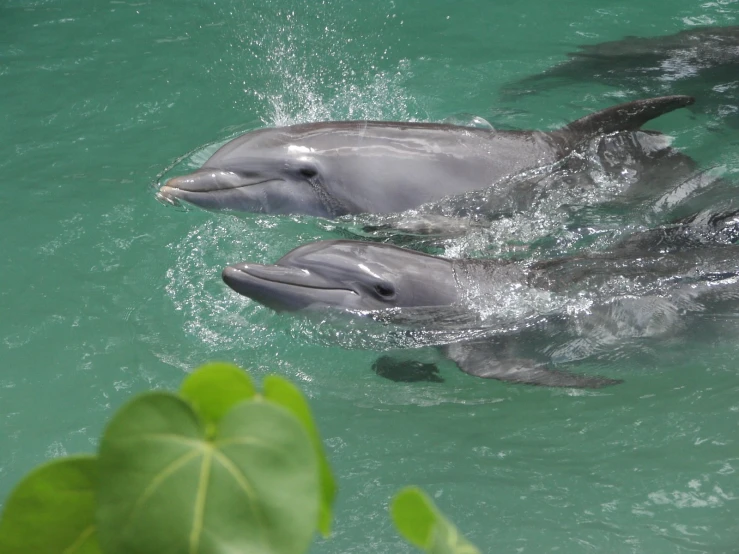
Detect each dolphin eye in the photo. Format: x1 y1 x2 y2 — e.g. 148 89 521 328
299 167 318 179
375 283 395 298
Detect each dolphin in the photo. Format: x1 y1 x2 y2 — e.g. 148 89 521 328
221 234 739 388
158 96 694 217
504 26 739 126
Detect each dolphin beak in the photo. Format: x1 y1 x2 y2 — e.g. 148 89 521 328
223 263 347 290
156 168 285 209
157 170 246 204
157 170 232 206
163 170 248 192
222 262 356 311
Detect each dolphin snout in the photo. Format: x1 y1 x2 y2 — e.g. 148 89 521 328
156 170 260 208
156 185 182 206
163 170 245 192
222 260 360 312
155 172 224 207
223 263 331 288
223 262 357 293
222 264 248 287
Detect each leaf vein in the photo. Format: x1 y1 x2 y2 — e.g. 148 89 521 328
63 524 95 554
124 448 203 533
190 449 212 554
135 433 204 447
212 450 268 549
214 436 285 453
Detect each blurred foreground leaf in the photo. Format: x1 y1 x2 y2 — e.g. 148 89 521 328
0 455 100 554
263 375 337 536
179 362 256 429
392 487 481 554
96 392 319 554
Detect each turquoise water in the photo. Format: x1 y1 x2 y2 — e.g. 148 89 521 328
2 0 739 552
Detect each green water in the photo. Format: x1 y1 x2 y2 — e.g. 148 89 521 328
2 0 738 552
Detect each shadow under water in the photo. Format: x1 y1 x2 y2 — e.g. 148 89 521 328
503 26 739 129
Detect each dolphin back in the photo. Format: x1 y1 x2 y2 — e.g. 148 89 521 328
561 95 695 139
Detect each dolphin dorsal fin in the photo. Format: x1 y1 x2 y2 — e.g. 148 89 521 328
562 95 695 138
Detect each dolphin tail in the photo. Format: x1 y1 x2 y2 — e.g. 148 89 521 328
445 341 623 389
562 95 695 139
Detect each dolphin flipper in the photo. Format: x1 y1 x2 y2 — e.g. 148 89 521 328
445 341 623 389
562 95 695 139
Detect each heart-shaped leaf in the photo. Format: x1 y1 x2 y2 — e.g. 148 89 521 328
96 392 319 554
263 375 337 536
0 455 100 554
180 362 256 428
392 487 481 554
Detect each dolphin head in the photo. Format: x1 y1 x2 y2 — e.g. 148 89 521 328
222 240 460 312
157 127 344 217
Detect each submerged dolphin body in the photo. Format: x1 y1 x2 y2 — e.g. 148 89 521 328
505 26 739 126
158 96 694 217
222 234 739 389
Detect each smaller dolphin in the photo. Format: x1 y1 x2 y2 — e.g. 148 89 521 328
222 237 739 388
158 96 694 217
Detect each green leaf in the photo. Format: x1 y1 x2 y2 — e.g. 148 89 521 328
0 455 101 554
391 487 481 554
96 392 319 554
263 375 337 536
179 362 256 428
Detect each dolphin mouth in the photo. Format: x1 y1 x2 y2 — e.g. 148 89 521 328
156 170 283 205
222 263 357 294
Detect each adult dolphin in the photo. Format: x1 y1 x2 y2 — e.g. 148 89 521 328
158 96 694 217
221 234 739 388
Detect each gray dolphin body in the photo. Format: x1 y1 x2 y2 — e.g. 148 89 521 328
158 96 694 217
222 231 739 388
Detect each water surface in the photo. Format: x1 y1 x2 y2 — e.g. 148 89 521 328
1 0 738 552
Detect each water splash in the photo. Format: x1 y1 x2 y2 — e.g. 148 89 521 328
223 0 423 125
